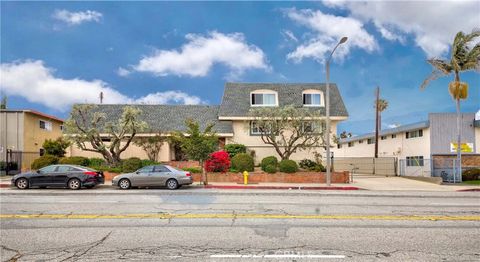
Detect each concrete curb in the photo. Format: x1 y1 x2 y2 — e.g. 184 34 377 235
203 185 363 190
456 188 480 192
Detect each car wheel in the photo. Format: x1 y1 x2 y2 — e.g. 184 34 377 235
68 178 81 190
166 179 178 190
15 178 29 190
118 179 131 190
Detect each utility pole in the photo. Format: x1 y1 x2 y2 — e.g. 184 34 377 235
374 86 380 159
99 92 104 104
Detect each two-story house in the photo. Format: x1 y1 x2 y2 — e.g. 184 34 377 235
68 83 349 163
1 109 64 171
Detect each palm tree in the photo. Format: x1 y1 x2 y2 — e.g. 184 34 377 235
375 99 389 131
421 29 480 182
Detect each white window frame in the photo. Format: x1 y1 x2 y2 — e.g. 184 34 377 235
39 120 52 131
406 129 423 139
302 89 324 107
406 156 424 166
250 121 271 136
250 90 278 107
301 121 324 134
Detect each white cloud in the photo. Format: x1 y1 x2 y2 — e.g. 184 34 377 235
116 67 131 77
132 31 270 77
53 9 102 25
0 60 205 111
135 91 204 105
323 1 480 57
282 30 298 42
284 8 378 63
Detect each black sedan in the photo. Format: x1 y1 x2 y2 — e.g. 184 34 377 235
12 164 105 190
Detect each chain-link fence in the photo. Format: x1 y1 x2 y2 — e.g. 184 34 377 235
399 157 479 182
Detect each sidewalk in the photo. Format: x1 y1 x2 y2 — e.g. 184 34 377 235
203 182 361 190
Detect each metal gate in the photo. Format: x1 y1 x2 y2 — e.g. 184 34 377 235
333 157 397 176
5 149 40 175
398 159 432 178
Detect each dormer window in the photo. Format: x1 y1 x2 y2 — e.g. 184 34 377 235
302 90 324 107
250 90 278 106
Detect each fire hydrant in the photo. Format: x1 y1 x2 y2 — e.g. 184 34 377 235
243 171 249 185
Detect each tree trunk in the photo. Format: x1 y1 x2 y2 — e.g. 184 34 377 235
200 161 208 186
456 98 462 182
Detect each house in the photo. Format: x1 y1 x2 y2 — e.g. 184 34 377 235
0 109 64 171
68 82 348 163
333 113 480 179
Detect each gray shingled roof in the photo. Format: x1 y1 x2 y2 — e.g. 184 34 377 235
71 104 233 134
218 82 349 117
339 121 430 144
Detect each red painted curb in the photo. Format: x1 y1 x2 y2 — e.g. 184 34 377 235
456 188 480 192
0 183 11 188
203 185 362 190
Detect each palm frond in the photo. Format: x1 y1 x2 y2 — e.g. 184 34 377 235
427 59 452 74
421 69 447 90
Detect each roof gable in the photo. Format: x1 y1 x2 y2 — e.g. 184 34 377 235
218 82 348 118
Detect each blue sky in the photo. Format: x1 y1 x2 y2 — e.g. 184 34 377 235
1 1 479 135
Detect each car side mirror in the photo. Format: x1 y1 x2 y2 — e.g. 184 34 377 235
135 171 140 174
36 170 41 174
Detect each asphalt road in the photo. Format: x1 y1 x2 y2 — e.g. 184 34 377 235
1 188 479 261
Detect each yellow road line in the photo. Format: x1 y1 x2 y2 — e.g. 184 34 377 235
0 213 479 221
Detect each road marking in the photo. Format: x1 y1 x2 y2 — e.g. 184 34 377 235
0 213 479 221
210 254 345 258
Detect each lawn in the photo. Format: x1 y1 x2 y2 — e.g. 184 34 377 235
462 180 480 185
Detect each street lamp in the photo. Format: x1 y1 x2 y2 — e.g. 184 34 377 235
326 36 348 186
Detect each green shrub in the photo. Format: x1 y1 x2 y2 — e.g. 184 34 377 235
141 159 159 167
0 161 18 171
59 156 89 166
88 158 105 166
231 153 254 172
182 167 202 173
224 144 247 158
462 168 480 181
279 159 298 173
299 159 316 170
121 157 143 173
31 155 59 170
261 156 278 171
90 165 122 173
42 137 70 157
313 163 327 172
264 164 277 174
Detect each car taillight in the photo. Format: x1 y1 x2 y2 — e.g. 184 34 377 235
84 171 97 176
186 172 191 177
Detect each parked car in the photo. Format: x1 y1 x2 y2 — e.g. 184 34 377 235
12 164 105 190
112 165 193 190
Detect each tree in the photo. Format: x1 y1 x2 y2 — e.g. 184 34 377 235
64 104 148 166
375 98 389 131
249 105 325 160
134 133 165 161
339 131 352 139
0 94 6 109
42 137 70 157
420 29 480 181
171 119 218 185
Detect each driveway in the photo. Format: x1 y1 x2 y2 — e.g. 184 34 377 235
351 174 480 191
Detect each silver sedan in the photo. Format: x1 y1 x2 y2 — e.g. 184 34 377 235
112 165 193 190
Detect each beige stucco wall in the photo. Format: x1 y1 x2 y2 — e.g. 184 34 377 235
333 128 431 160
68 140 171 162
23 112 64 153
476 126 480 153
0 112 24 157
226 120 339 163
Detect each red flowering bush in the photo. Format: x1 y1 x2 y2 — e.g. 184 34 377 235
205 150 231 172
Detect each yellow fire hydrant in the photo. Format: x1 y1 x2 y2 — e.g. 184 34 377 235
243 171 249 185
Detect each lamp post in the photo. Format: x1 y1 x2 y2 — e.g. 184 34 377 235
326 36 348 187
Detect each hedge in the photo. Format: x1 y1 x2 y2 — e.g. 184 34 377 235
59 156 90 166
462 168 480 181
224 144 247 158
121 157 143 173
88 158 105 167
264 164 277 174
31 155 59 170
231 153 254 172
278 159 298 173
